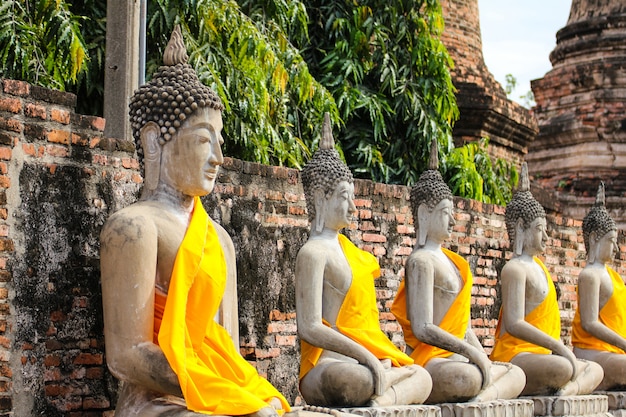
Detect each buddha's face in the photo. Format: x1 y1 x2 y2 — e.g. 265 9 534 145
160 107 224 196
596 229 617 264
425 198 455 244
322 180 356 231
522 216 548 256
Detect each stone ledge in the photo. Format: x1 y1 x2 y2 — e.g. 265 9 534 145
339 405 441 417
439 399 534 417
595 391 626 417
528 394 611 417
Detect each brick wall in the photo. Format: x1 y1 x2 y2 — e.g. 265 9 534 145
2 79 626 415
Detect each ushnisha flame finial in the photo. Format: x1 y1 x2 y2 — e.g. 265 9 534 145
519 162 530 192
595 181 606 206
320 112 335 150
163 25 189 66
428 137 439 170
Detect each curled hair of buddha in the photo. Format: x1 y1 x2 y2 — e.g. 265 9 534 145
129 25 224 168
301 113 353 223
410 137 453 221
505 162 545 245
582 182 616 251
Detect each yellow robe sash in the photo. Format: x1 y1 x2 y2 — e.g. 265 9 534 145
490 257 560 362
390 248 472 366
572 265 626 354
299 234 414 379
158 197 290 415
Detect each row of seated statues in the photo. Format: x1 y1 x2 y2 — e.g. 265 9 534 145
99 27 626 416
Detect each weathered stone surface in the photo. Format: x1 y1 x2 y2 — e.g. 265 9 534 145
440 0 538 165
528 0 626 225
529 394 611 417
439 399 533 417
340 405 441 417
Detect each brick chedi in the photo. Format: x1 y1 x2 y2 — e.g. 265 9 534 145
440 0 538 165
528 0 626 226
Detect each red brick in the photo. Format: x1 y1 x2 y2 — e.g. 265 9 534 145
73 353 103 365
46 144 69 157
46 129 71 145
50 108 70 124
362 233 386 243
25 103 46 119
3 79 29 96
0 98 21 114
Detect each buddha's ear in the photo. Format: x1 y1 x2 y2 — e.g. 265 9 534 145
417 203 429 247
313 188 327 233
587 231 598 263
514 217 525 256
140 122 162 191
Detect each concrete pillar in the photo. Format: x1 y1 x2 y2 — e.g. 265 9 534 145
103 0 141 141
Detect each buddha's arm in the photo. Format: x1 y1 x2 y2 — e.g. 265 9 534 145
578 270 626 351
406 257 491 388
501 262 577 372
295 246 386 395
100 214 182 396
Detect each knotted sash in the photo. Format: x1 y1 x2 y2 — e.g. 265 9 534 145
490 257 560 362
300 234 413 379
391 248 473 366
572 265 626 354
157 197 289 415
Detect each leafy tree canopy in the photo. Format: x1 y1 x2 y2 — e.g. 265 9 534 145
0 0 518 204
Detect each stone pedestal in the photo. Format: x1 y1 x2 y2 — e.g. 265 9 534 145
339 405 441 417
529 395 611 417
439 399 533 417
595 392 626 417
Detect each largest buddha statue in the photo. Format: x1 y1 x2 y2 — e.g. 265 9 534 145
490 163 603 396
295 114 432 408
100 26 290 416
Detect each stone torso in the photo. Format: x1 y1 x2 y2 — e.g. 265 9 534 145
303 237 352 327
411 248 463 327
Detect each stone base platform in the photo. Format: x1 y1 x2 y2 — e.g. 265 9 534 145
594 391 626 417
295 399 534 417
528 395 611 417
439 399 534 417
338 404 441 417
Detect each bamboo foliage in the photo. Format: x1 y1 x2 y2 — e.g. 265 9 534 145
0 0 88 92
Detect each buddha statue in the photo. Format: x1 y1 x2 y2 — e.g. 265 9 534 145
100 26 290 417
572 182 626 390
390 139 526 404
490 163 603 396
295 114 433 408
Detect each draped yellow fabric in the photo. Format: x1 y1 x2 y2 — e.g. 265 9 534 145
490 257 561 362
158 197 290 415
299 234 413 379
572 265 626 354
390 248 473 366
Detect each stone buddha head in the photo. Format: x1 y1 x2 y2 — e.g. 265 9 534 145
129 25 225 197
583 182 617 264
411 138 454 247
505 162 547 257
301 113 355 233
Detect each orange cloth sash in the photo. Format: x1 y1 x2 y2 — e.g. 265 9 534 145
390 248 473 366
157 197 289 415
299 234 413 379
490 257 560 362
572 265 626 354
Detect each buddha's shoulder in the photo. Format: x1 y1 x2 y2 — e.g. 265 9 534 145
101 201 173 237
297 238 334 258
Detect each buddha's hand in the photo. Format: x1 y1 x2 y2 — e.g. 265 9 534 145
470 350 492 391
251 405 280 417
362 355 387 396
